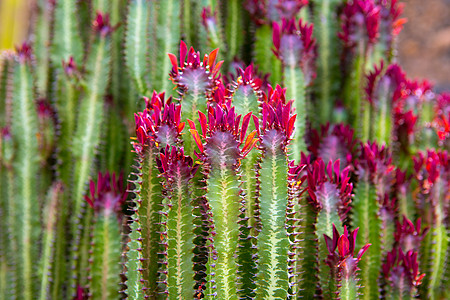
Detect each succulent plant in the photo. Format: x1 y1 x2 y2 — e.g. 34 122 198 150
0 1 448 299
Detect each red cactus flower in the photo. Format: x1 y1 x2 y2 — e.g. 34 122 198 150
92 12 115 36
15 42 33 63
365 62 406 105
306 159 353 219
85 172 128 217
338 0 381 48
244 0 308 25
308 123 358 170
376 0 407 37
168 41 223 98
157 146 199 181
382 247 425 289
253 94 296 146
133 91 184 153
324 224 371 281
189 104 257 158
272 18 316 84
62 56 78 76
413 150 449 185
394 216 428 252
356 142 394 183
398 79 434 114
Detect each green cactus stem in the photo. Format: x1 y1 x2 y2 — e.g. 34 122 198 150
254 99 296 299
51 0 83 64
131 92 185 297
323 225 371 300
125 0 150 96
312 0 343 124
225 0 244 67
352 142 393 300
38 182 63 300
154 0 180 94
158 146 198 298
254 24 282 85
306 159 353 298
382 248 425 300
11 44 41 300
168 41 223 157
69 13 113 294
86 172 126 300
190 105 256 299
413 151 449 299
273 19 316 161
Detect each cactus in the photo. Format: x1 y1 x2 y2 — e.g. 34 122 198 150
1 1 448 299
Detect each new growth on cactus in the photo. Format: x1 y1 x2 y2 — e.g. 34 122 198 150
1 1 448 299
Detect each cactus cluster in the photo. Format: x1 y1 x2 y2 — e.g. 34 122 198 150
0 0 449 299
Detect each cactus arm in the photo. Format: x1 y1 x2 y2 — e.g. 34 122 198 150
339 269 358 300
92 0 110 14
90 214 122 299
284 66 306 160
51 0 83 64
33 0 53 97
125 0 150 96
38 183 63 300
159 149 196 298
182 0 193 46
343 51 368 139
256 130 289 299
69 21 111 294
225 0 244 65
427 178 449 298
295 193 319 299
137 148 164 297
125 161 146 300
374 78 393 145
312 0 342 124
254 24 282 84
315 182 344 298
231 83 260 297
352 178 381 300
203 133 242 299
155 0 180 93
11 53 40 300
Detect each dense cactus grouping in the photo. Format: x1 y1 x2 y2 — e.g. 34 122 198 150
0 0 449 299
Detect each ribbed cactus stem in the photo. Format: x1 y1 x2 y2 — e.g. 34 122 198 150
339 270 358 300
69 14 112 294
203 132 242 298
427 177 448 299
316 182 344 298
51 0 83 64
33 0 53 97
254 25 281 84
136 148 164 297
352 178 381 299
312 0 343 124
125 0 150 96
285 66 307 160
225 0 244 66
125 161 146 300
89 214 122 299
11 47 40 300
155 0 180 94
158 146 197 298
39 183 63 300
255 129 290 299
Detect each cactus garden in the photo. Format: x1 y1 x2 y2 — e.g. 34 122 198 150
0 0 449 299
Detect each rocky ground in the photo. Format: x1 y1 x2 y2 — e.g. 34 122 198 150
398 0 450 92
